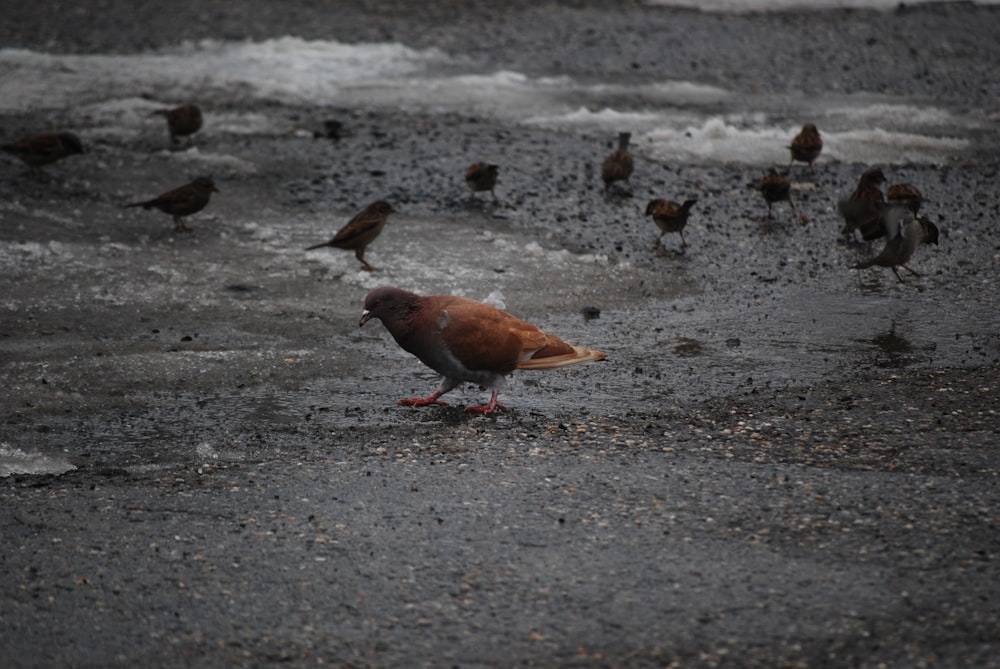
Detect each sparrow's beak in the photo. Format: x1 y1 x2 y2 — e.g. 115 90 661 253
359 310 372 327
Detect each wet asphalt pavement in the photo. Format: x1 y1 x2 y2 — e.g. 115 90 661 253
2 2 1000 667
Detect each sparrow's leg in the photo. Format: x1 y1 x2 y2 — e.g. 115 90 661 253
788 194 809 224
399 391 449 408
357 250 376 272
892 267 906 283
901 264 921 277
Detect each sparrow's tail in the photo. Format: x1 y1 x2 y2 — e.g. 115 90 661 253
305 241 331 251
124 201 154 209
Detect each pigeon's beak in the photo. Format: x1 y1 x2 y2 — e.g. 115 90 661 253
359 310 372 327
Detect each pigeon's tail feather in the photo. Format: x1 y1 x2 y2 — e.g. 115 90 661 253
517 336 607 370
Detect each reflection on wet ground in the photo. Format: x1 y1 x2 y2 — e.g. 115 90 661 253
873 322 913 356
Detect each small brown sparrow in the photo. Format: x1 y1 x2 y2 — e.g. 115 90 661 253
152 104 203 144
306 200 396 272
601 132 634 193
751 169 806 223
886 182 923 214
1 132 84 174
838 167 886 241
464 162 499 204
788 123 823 170
645 198 697 250
853 207 939 283
126 177 219 232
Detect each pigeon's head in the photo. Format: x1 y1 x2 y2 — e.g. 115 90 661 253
359 286 418 327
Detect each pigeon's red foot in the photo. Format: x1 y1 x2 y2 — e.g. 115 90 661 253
465 392 507 416
465 403 508 416
399 392 448 408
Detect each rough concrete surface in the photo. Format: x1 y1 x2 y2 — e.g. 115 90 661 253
1 2 998 668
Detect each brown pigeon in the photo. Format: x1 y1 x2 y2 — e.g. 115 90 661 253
306 200 396 271
359 287 607 415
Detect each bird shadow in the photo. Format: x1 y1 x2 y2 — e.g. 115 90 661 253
455 196 509 217
854 275 929 294
401 403 507 424
3 168 67 189
653 242 688 258
860 321 935 369
602 189 634 204
752 216 797 233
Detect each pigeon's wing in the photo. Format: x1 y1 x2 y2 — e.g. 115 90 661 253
437 298 547 373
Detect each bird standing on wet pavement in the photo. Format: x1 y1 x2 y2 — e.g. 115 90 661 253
1 132 85 174
788 123 823 170
853 207 939 283
152 104 203 145
887 182 923 214
645 198 697 250
126 176 218 232
465 162 500 204
359 286 607 416
601 132 634 193
305 200 396 272
751 169 806 223
839 167 887 241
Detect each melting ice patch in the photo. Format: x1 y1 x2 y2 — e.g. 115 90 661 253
642 117 968 165
0 38 977 164
0 38 446 112
0 444 77 477
299 217 610 301
162 147 258 174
